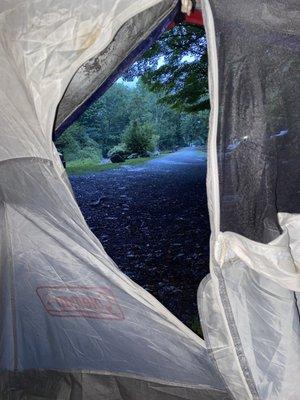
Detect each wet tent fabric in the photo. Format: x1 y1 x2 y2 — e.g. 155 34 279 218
0 159 228 399
53 0 179 136
200 0 300 399
0 0 230 399
0 0 299 399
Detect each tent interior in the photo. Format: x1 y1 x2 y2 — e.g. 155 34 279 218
0 0 299 399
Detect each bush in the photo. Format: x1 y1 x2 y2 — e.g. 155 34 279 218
108 144 128 161
55 122 101 162
55 128 81 161
77 146 101 161
108 143 127 157
123 121 157 155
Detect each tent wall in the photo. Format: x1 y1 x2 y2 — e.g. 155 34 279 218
0 157 229 399
214 0 300 244
0 1 230 399
0 0 299 398
201 1 300 399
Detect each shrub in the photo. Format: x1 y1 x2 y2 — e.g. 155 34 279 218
108 144 128 163
77 146 101 161
108 144 127 157
55 122 101 162
55 128 81 161
123 121 157 155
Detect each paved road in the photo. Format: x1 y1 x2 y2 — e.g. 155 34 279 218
70 148 209 327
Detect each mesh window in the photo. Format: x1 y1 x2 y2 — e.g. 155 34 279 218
210 0 300 243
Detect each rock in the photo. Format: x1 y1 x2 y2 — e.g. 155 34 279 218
139 151 151 158
110 153 125 163
127 153 139 159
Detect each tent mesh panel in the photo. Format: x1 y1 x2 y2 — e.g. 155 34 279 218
211 0 300 243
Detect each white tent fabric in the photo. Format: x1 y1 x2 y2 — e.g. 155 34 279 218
0 0 299 399
0 1 229 399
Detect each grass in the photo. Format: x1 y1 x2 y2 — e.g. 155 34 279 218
66 157 151 175
66 149 199 175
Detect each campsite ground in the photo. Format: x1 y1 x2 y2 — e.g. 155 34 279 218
69 147 209 330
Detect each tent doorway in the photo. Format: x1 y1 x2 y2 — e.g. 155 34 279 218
54 9 209 330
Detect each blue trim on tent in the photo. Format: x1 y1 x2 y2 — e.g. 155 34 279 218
54 3 181 139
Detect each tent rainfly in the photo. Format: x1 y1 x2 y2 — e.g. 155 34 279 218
0 0 299 399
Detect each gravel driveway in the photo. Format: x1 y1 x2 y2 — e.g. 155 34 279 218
69 148 209 327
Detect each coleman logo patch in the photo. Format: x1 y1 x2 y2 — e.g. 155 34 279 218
36 286 124 320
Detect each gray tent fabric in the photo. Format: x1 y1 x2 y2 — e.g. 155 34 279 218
201 1 300 399
0 0 299 399
54 0 178 135
213 0 300 244
0 158 229 399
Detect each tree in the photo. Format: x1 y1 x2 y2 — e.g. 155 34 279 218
55 81 210 162
55 122 101 161
79 83 134 156
123 121 157 154
180 110 209 145
123 23 208 113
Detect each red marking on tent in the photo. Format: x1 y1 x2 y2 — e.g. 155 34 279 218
37 286 124 320
184 10 203 27
168 10 204 30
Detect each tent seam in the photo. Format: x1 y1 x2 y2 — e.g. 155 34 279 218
3 202 18 371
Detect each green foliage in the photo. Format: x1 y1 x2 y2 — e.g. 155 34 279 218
67 157 150 175
55 125 80 161
55 23 209 163
123 24 208 113
107 143 127 158
55 82 209 163
79 84 132 157
55 122 101 162
123 120 157 154
77 146 100 161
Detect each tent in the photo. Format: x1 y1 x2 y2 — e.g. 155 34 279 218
0 0 299 399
